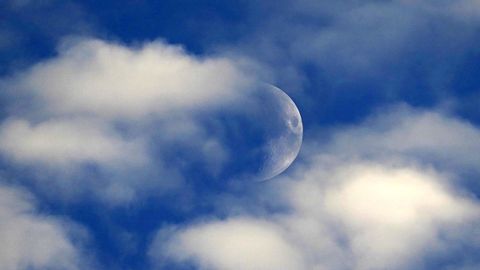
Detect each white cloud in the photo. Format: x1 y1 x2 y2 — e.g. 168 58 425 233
153 219 305 270
0 116 189 206
13 38 252 119
326 106 480 171
151 107 480 270
0 184 91 270
0 117 146 166
295 163 478 270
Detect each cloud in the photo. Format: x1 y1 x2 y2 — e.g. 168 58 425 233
0 184 92 270
0 117 146 166
151 106 480 270
303 163 478 270
152 218 305 270
0 37 258 204
324 105 480 172
12 38 252 119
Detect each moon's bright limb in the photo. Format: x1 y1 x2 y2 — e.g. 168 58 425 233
258 85 303 180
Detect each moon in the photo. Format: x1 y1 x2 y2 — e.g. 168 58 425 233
196 83 303 182
257 85 303 180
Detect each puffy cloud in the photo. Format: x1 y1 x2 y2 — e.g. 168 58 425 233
152 218 305 270
292 163 479 270
151 107 480 270
12 38 252 119
0 184 91 270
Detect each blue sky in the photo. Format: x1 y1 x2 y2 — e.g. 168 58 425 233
1 1 480 269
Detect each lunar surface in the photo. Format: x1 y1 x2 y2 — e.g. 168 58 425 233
257 85 303 180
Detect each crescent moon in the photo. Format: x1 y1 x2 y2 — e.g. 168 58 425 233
259 85 303 180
